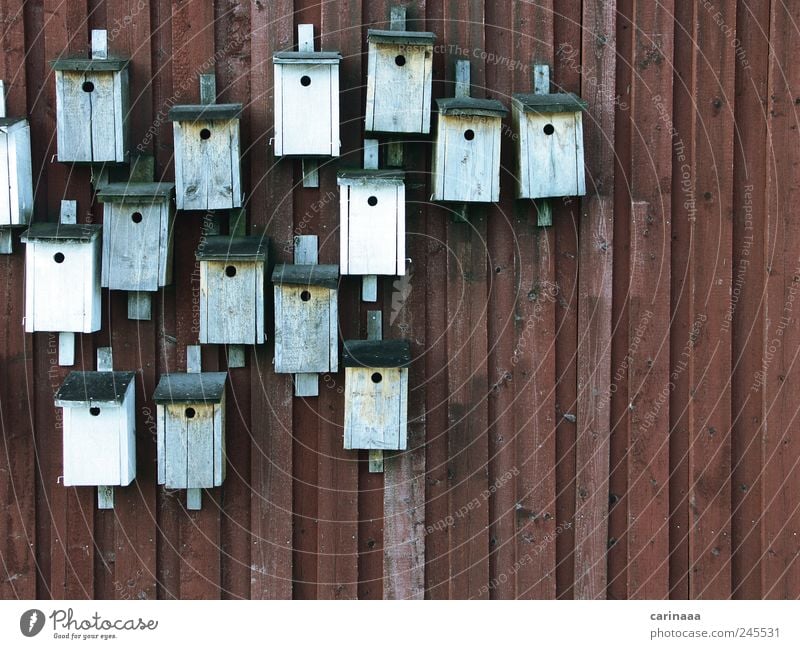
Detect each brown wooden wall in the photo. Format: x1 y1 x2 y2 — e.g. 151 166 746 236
0 0 797 600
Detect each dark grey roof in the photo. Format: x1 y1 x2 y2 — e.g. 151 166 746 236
368 29 436 45
337 169 405 184
0 117 26 128
167 104 242 121
152 372 228 404
50 57 129 72
97 182 175 202
436 97 508 117
55 371 136 406
343 340 412 368
273 51 342 64
195 235 269 262
512 92 588 114
20 223 102 242
272 264 339 289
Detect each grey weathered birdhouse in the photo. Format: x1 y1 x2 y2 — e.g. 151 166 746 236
54 371 136 487
21 223 102 334
153 372 228 490
343 339 411 450
97 182 175 292
272 263 339 374
338 170 405 277
512 93 588 199
431 97 508 203
50 57 129 163
0 117 33 227
273 51 342 157
168 104 243 210
365 29 435 134
196 235 268 346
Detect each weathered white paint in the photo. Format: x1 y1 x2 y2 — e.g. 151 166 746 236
199 260 264 345
343 366 408 450
274 284 337 373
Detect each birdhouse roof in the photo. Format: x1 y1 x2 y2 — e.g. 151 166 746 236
436 97 508 118
512 92 588 114
20 223 102 243
152 372 228 405
337 169 406 185
273 51 342 64
97 182 175 202
367 29 436 45
167 103 242 122
0 117 27 129
195 235 269 262
343 339 412 368
55 371 135 407
272 263 340 289
50 57 129 72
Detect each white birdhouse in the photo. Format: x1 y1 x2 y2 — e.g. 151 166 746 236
196 235 268 346
338 170 405 277
98 182 174 292
343 339 411 451
54 371 136 487
365 29 435 134
273 51 342 157
21 223 102 334
0 117 33 227
431 97 508 203
168 104 243 210
272 263 339 374
512 93 588 199
50 57 129 163
153 372 227 490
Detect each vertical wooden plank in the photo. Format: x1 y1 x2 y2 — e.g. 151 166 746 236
573 0 615 599
687 0 735 600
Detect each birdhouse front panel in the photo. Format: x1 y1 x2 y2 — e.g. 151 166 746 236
0 117 33 227
22 224 102 333
338 171 405 277
51 58 129 163
273 52 341 157
432 98 508 203
365 30 435 134
154 372 227 490
197 236 268 346
342 340 411 451
272 264 339 374
512 93 588 199
98 183 175 292
55 371 136 487
168 104 243 211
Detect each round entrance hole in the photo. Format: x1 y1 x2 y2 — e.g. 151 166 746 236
300 75 312 87
53 252 65 264
185 407 196 419
200 128 211 140
543 123 555 136
464 129 475 141
131 211 143 224
82 81 95 93
225 265 237 278
89 407 101 417
367 196 378 207
371 372 383 384
395 54 406 66
301 290 311 302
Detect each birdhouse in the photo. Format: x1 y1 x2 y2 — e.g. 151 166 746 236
272 263 339 374
21 223 102 334
54 371 136 487
168 104 243 210
153 372 227 490
97 182 174 292
0 117 33 227
431 97 508 203
338 170 405 277
196 235 268 345
273 51 342 157
50 57 129 163
365 29 435 134
343 339 411 450
512 93 588 199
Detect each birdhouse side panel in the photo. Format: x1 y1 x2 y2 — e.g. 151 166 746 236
213 395 225 486
342 183 403 276
119 381 136 486
113 67 129 162
0 122 33 226
366 43 432 134
523 111 584 199
55 71 92 162
102 202 164 291
187 405 215 488
160 202 175 286
274 285 335 373
343 366 406 450
62 406 122 486
277 65 336 156
0 129 13 225
200 260 262 345
87 72 120 163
